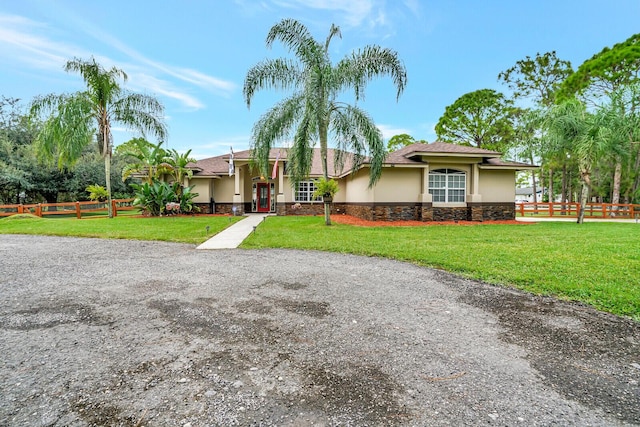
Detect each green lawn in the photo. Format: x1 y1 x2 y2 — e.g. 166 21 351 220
2 214 638 320
0 214 242 245
241 217 640 321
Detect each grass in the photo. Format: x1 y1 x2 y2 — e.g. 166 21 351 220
241 216 640 321
0 214 242 245
2 213 638 320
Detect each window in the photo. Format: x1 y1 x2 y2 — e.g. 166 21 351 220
429 169 466 203
294 180 322 202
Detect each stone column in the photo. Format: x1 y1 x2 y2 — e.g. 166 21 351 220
277 163 286 215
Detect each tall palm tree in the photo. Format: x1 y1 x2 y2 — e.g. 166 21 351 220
243 19 407 225
30 57 167 217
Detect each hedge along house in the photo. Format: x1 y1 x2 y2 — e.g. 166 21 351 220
185 142 537 221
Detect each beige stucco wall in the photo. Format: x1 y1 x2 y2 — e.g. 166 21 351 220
213 176 236 203
372 167 422 202
344 169 374 203
479 169 516 202
188 178 212 203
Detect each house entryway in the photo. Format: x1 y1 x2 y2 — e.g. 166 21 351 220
252 181 276 213
256 182 270 212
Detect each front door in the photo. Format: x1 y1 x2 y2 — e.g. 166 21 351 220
256 182 270 212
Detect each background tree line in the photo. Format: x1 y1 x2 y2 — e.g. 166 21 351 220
0 96 134 205
392 33 640 214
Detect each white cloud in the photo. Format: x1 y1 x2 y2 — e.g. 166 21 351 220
128 73 205 110
376 124 412 140
0 14 85 72
271 0 375 28
0 12 235 110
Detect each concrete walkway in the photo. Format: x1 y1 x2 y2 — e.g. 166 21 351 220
197 213 271 249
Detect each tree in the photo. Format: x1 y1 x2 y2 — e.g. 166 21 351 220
499 52 575 204
243 18 407 225
498 51 573 107
116 138 170 184
165 148 196 193
593 85 640 208
30 57 167 217
556 34 640 207
387 133 421 152
435 89 516 152
544 99 606 223
559 33 640 102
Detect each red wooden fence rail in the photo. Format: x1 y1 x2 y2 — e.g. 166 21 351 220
0 199 135 219
518 202 639 218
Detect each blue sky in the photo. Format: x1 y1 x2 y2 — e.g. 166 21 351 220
1 0 639 160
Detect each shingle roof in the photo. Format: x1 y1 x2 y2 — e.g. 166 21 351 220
189 142 536 177
189 147 357 178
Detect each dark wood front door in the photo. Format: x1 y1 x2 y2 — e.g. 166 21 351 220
257 182 270 212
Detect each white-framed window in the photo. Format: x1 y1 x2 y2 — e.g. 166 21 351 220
294 180 322 202
429 169 466 203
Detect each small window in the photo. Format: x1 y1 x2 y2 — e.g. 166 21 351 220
429 169 466 203
294 180 322 202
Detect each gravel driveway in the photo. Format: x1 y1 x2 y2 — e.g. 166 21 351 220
1 234 638 426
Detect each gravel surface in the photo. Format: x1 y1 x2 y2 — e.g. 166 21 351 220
0 234 638 426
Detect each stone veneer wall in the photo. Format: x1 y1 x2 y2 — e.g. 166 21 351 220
279 202 325 216
193 202 245 215
196 201 515 221
337 202 515 222
480 203 515 221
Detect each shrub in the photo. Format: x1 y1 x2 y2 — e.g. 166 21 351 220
86 184 108 202
132 181 199 216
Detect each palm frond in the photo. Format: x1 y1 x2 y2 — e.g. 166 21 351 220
111 92 168 142
335 46 407 101
251 94 306 177
287 115 316 185
243 58 303 108
331 104 385 186
266 18 324 70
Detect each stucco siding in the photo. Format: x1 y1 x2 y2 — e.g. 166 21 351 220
214 177 236 202
344 169 374 203
479 170 516 202
373 168 422 202
189 178 212 203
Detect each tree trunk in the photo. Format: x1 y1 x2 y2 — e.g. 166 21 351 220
105 152 113 218
548 168 553 203
320 123 331 226
631 146 640 203
610 160 622 216
103 125 113 218
561 164 567 202
577 169 591 224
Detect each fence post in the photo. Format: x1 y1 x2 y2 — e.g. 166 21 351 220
519 203 524 217
18 204 23 214
75 202 81 219
112 199 118 217
549 202 553 217
36 204 42 217
602 204 607 218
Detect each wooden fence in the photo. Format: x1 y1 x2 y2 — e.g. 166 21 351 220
0 198 136 219
517 202 640 219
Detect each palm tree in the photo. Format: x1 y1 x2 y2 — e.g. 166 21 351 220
30 57 167 217
165 148 196 195
243 19 407 225
116 137 170 184
545 99 605 223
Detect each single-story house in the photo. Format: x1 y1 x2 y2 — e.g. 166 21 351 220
515 187 565 203
515 186 544 203
186 142 537 221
